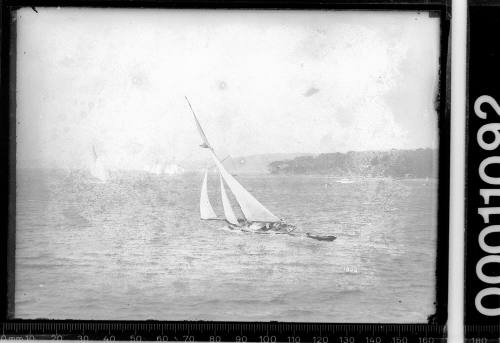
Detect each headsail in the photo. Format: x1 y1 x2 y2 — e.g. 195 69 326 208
200 170 218 220
219 174 239 225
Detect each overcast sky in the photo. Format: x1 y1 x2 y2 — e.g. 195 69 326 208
16 8 440 170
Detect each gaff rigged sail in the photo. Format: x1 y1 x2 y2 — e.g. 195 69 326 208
219 174 239 225
200 170 218 220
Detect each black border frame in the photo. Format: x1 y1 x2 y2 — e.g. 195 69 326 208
0 0 451 334
465 0 500 331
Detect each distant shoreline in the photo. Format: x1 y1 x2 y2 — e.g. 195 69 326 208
268 148 438 179
17 148 438 178
16 167 438 181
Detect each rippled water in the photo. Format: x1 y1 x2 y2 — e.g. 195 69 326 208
15 169 437 322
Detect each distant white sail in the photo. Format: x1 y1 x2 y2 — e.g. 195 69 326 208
90 146 108 182
210 150 279 223
163 163 185 175
200 170 218 220
91 158 108 182
150 163 162 175
219 174 239 225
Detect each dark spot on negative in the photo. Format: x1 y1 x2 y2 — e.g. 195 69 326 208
218 81 227 90
304 87 319 97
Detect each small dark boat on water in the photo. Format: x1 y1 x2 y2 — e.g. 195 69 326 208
305 233 337 242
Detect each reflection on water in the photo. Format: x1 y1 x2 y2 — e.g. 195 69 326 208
16 169 437 322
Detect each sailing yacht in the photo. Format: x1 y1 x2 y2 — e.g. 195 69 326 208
188 98 336 241
90 145 108 183
187 97 296 234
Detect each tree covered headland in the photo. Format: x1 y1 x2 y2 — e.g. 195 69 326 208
268 148 437 178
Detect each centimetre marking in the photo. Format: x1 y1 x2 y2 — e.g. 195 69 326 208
3 321 484 341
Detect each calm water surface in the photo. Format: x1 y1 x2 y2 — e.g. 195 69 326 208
16 169 437 322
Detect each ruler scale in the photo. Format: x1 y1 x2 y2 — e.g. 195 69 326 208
0 321 453 342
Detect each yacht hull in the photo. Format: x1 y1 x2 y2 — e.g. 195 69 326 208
224 222 336 242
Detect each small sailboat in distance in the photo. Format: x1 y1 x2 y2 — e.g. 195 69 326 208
90 145 108 183
163 162 185 176
150 162 162 176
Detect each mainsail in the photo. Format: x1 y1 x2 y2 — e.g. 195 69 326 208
200 170 218 220
219 174 239 225
186 97 280 223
